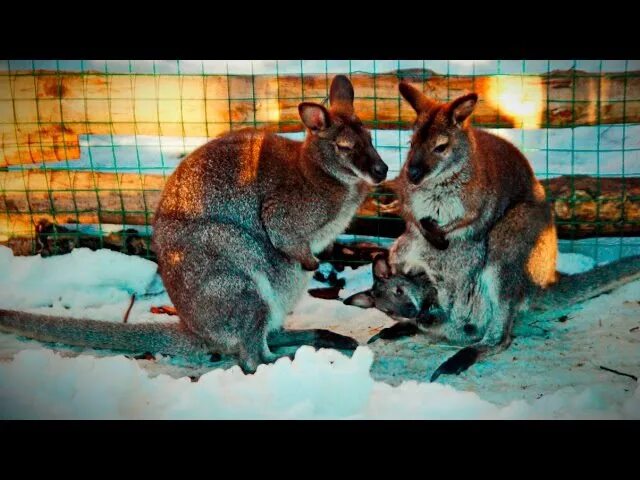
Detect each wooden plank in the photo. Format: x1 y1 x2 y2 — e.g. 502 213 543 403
0 170 164 239
355 176 640 239
1 171 638 242
2 69 639 166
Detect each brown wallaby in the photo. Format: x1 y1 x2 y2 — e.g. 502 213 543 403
385 81 560 380
345 254 640 356
0 75 389 373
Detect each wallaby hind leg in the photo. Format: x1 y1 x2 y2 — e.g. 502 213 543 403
430 302 515 382
180 273 284 375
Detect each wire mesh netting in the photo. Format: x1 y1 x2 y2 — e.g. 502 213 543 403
1 60 639 264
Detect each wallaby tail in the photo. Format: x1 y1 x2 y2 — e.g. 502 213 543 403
533 254 640 312
430 342 504 382
0 309 209 357
0 309 360 359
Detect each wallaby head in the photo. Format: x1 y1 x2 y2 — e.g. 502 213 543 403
399 81 478 185
344 253 436 320
298 75 388 184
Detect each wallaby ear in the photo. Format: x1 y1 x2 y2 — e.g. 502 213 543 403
399 81 437 114
329 75 355 115
298 102 331 131
372 254 391 279
343 290 375 309
448 93 478 126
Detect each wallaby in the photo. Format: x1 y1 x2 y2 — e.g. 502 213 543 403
346 253 640 355
382 81 560 380
0 75 389 373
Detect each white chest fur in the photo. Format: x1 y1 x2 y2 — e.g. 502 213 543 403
310 185 361 254
410 179 465 226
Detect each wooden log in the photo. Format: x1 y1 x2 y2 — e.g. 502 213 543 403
0 170 163 237
353 176 640 239
2 69 639 166
544 176 640 238
1 171 638 243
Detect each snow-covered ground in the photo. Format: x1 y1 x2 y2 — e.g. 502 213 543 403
1 244 638 419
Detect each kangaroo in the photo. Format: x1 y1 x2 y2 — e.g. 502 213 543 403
0 75 389 374
381 81 559 380
346 252 640 344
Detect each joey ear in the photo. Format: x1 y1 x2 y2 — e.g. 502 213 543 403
298 102 331 131
408 270 428 281
448 93 478 126
329 75 355 115
372 254 391 279
399 81 438 114
343 290 375 309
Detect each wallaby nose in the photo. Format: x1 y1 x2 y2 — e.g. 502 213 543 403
372 161 388 182
408 164 424 184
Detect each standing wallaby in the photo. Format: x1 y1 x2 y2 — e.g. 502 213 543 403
385 81 559 380
345 253 640 353
0 75 388 373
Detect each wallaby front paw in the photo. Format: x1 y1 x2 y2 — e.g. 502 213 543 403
419 217 449 250
301 256 320 271
416 304 444 327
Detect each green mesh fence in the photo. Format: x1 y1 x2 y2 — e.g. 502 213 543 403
1 60 639 264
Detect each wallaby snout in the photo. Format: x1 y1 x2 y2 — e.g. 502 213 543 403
369 150 388 183
407 147 428 184
408 166 423 184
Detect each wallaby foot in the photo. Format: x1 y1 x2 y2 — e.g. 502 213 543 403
209 353 222 362
239 337 280 374
260 349 290 364
268 329 359 350
367 322 420 344
430 346 479 382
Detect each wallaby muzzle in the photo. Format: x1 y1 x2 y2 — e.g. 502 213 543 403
368 148 388 183
407 149 428 184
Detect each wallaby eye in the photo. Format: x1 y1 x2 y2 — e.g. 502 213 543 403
433 143 448 154
394 286 404 297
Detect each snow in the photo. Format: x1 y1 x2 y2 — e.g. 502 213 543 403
556 253 596 275
0 246 174 324
0 245 639 419
1 346 638 419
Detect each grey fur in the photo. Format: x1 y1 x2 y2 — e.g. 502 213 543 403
348 247 640 378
